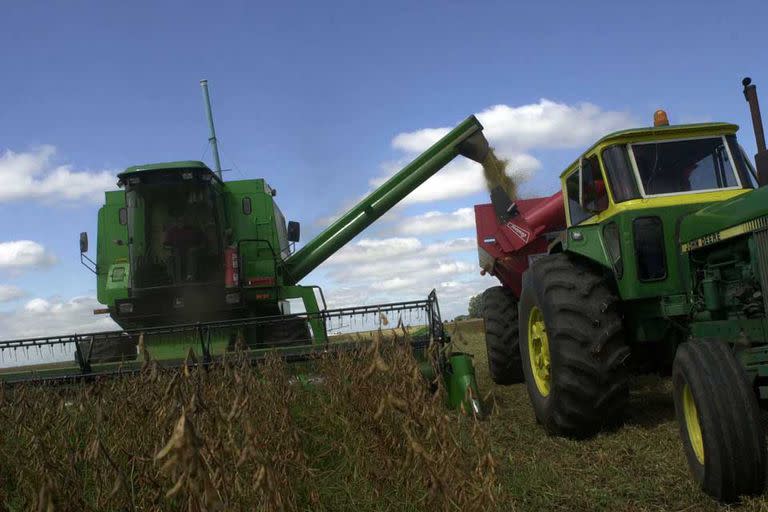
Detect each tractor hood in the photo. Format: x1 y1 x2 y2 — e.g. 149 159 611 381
680 187 768 247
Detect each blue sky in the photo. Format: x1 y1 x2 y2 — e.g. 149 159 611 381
0 0 766 337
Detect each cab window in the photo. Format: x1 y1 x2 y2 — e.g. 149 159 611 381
581 155 609 212
566 169 591 225
631 137 740 196
566 155 609 226
602 145 641 202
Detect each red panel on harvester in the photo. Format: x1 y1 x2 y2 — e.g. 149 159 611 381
474 191 566 297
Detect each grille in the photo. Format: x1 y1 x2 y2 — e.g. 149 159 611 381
754 228 768 317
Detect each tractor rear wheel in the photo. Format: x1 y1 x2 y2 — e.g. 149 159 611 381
482 286 523 384
672 341 766 502
518 253 629 437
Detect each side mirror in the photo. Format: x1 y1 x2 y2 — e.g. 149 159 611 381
287 221 301 243
79 232 89 253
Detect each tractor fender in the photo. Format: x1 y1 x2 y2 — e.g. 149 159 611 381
559 224 613 271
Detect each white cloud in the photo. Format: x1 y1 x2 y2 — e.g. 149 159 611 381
371 277 417 291
326 237 422 265
392 127 453 153
397 207 475 235
371 99 634 204
476 100 635 151
0 285 24 303
0 295 117 341
24 298 50 313
422 237 475 255
0 241 56 270
324 236 475 268
0 145 115 204
312 235 487 319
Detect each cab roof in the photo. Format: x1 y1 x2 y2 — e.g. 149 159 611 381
117 160 221 182
559 122 740 178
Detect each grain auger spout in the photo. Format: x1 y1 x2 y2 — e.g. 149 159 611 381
284 115 489 283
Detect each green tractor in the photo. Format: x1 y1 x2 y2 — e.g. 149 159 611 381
475 77 768 501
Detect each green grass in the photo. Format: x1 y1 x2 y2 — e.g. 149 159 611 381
448 318 768 511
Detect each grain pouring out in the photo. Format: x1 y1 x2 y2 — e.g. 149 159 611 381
481 148 517 200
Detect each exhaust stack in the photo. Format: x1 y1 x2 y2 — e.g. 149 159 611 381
742 77 768 186
200 79 223 179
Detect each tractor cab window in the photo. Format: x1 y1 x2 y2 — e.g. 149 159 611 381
733 138 759 188
602 145 641 202
565 155 609 226
630 137 742 196
581 155 609 213
126 176 224 289
566 169 590 225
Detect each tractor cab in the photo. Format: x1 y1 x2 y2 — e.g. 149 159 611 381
563 118 758 228
556 119 761 302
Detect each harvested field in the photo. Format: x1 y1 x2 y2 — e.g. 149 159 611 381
2 319 767 511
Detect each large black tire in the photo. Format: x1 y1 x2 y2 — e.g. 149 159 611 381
518 253 629 437
672 341 766 502
481 286 523 384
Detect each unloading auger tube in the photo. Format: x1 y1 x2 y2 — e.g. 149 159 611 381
284 115 489 282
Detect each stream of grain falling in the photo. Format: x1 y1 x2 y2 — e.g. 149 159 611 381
481 148 517 200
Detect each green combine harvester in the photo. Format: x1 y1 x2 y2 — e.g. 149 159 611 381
474 77 768 501
0 80 490 415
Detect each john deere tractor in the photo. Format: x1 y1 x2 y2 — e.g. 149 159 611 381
475 77 768 501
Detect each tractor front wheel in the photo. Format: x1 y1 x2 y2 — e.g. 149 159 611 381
518 253 629 437
481 286 523 384
672 341 766 502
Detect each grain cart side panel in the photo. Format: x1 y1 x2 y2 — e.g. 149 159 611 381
474 193 565 298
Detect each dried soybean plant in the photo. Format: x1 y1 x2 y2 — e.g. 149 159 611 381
0 333 498 511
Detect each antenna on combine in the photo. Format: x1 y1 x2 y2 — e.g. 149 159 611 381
200 79 223 179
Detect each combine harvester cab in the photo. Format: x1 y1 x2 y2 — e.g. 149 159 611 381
0 81 491 417
475 77 768 501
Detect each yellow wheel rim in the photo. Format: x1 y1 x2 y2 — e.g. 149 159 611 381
682 383 705 464
527 305 551 397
